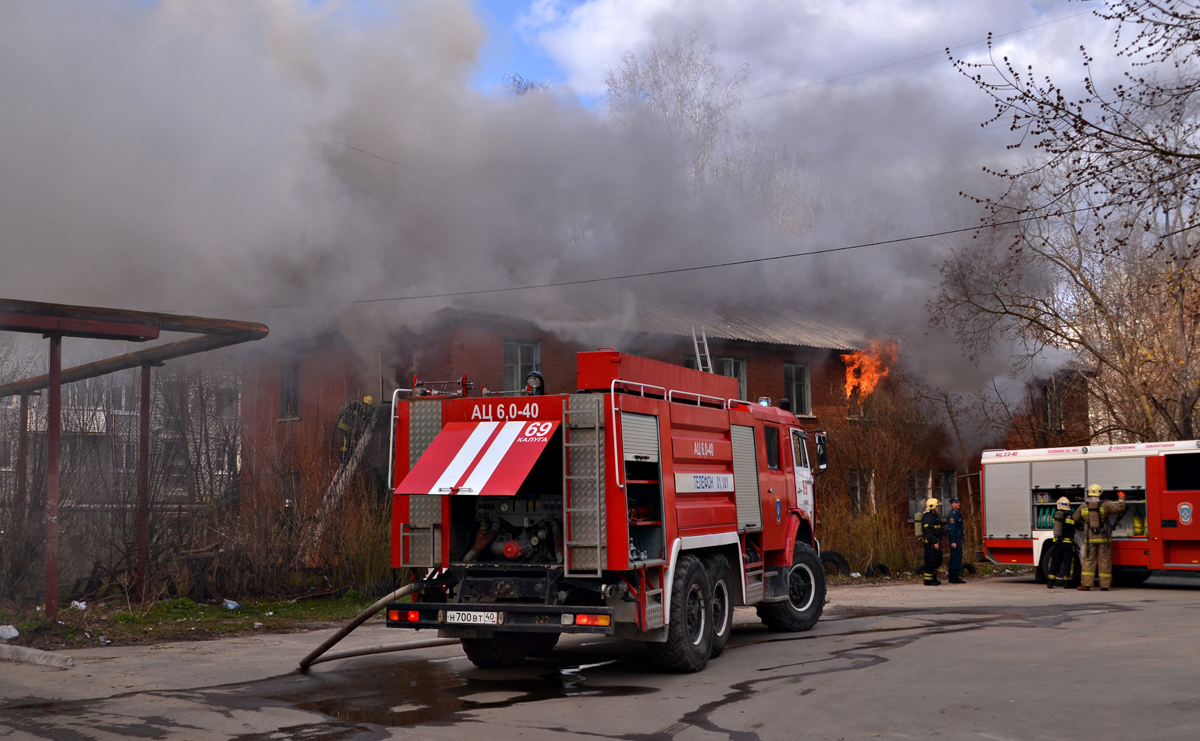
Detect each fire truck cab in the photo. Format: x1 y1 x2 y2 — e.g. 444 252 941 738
982 441 1200 585
386 350 827 672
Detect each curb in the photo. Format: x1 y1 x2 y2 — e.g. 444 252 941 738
0 644 76 670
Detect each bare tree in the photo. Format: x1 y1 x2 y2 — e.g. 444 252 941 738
605 35 811 235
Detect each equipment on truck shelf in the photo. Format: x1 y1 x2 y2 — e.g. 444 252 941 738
980 441 1200 585
385 350 829 672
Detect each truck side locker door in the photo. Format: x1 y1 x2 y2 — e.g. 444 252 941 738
758 423 788 551
790 429 814 523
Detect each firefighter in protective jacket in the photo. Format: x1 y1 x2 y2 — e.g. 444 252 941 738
921 498 945 586
1047 496 1077 588
1072 484 1126 591
336 395 375 464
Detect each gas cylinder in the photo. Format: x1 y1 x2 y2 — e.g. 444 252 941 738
1133 514 1146 536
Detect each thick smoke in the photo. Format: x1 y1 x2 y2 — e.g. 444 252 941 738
1 1 779 355
0 0 1112 397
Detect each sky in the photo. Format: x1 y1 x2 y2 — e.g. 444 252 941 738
0 0 1121 388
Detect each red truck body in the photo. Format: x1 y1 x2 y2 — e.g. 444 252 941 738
385 350 826 671
981 441 1200 583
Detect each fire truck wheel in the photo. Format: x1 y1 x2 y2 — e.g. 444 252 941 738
702 553 734 658
647 554 712 673
756 543 826 632
460 635 528 669
522 631 560 658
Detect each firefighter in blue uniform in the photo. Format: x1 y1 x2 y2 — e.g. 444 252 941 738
921 497 944 586
946 496 966 584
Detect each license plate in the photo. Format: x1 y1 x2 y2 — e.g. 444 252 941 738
446 610 498 625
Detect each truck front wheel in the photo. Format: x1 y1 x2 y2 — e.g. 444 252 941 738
648 554 712 673
461 635 528 668
756 543 825 632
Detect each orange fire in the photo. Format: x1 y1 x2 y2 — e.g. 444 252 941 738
841 341 899 399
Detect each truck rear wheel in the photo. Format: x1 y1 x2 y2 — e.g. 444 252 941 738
756 543 825 632
461 635 528 669
647 554 712 673
702 553 733 658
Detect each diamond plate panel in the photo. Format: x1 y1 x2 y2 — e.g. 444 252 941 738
403 527 441 568
644 592 664 629
408 495 442 527
408 400 443 468
566 394 605 572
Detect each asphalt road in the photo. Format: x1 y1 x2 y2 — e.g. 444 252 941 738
2 573 1199 740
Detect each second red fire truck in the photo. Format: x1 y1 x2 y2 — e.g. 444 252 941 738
982 441 1200 584
384 350 828 671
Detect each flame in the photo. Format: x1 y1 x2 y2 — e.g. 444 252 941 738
841 341 898 399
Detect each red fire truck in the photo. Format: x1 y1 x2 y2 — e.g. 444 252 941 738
981 441 1200 585
384 350 828 671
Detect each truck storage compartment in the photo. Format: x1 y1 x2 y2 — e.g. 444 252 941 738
984 462 1032 538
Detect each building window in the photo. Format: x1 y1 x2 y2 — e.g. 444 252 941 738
850 469 873 513
716 358 747 400
683 356 747 398
503 340 540 392
215 388 239 421
114 439 137 472
909 470 956 520
0 439 11 470
111 380 136 414
280 362 300 419
784 364 811 416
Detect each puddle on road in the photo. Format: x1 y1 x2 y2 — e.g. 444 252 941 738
207 654 656 728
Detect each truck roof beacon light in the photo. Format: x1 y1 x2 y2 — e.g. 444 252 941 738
758 396 771 406
526 371 545 395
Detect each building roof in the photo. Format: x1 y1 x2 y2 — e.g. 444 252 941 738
442 300 866 352
632 303 866 351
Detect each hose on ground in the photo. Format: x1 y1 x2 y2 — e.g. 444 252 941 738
299 582 421 671
304 638 460 668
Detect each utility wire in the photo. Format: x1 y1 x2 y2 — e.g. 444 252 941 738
217 203 1106 312
743 9 1094 103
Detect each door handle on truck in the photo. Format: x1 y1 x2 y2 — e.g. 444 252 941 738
768 488 775 493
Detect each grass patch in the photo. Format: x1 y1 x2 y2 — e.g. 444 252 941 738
0 595 378 651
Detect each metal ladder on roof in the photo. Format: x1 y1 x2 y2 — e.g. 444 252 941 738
692 325 714 374
563 394 604 577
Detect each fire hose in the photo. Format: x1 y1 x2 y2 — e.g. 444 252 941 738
298 580 458 671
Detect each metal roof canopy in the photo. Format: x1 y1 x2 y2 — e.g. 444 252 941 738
0 298 268 620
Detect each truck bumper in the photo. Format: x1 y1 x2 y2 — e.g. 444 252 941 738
385 602 615 635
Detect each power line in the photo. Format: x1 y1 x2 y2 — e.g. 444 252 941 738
215 205 1099 312
743 9 1094 103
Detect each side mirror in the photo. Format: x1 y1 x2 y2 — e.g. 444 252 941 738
814 431 828 471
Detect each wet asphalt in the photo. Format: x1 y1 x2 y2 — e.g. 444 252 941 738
2 573 1199 740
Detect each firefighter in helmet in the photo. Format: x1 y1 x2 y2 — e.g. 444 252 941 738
336 395 375 465
1072 484 1126 591
1046 496 1078 588
921 497 945 586
946 496 966 584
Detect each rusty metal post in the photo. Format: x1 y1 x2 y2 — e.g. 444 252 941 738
15 392 28 528
45 335 62 620
135 364 151 601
